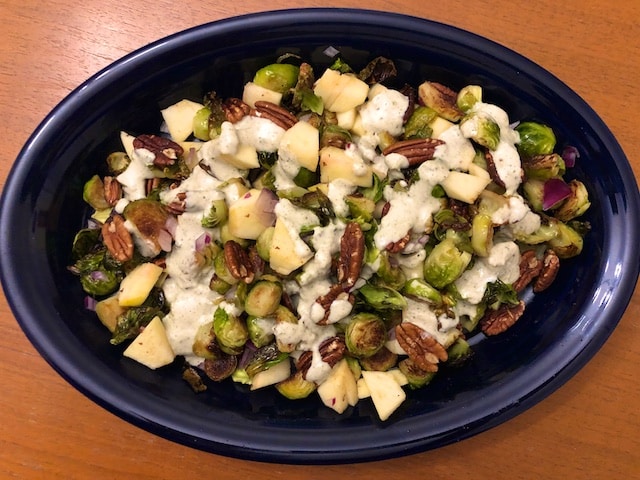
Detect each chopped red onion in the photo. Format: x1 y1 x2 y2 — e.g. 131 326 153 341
84 296 97 311
157 229 173 252
238 341 257 369
543 178 572 210
89 270 109 282
194 232 211 252
185 147 200 170
255 188 278 225
562 145 579 168
164 215 178 237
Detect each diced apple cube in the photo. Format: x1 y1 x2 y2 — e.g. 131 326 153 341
218 144 260 170
269 217 313 275
278 121 320 171
431 116 455 138
161 99 205 142
319 146 373 187
242 81 283 108
118 262 164 307
123 316 175 369
250 359 291 390
228 188 276 240
95 294 127 332
317 359 358 414
441 171 491 204
361 370 407 421
314 69 369 113
336 109 357 130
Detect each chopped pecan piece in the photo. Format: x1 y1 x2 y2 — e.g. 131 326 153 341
165 192 187 215
145 177 162 196
533 249 560 293
337 222 365 287
101 214 134 262
315 284 355 325
133 134 184 168
223 240 255 284
252 101 298 130
382 138 444 166
480 300 526 336
385 231 411 253
103 176 122 207
296 336 346 378
395 322 448 372
222 97 252 123
512 249 543 293
484 150 506 190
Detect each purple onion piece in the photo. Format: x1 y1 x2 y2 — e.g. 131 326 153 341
194 232 212 252
562 145 579 168
84 296 98 311
543 178 572 210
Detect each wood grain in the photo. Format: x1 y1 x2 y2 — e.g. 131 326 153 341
1 0 639 478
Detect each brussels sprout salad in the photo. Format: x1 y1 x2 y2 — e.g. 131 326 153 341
69 51 590 421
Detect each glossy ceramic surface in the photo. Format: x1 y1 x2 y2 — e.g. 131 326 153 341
1 9 638 464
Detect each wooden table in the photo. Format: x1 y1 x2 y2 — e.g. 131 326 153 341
1 0 639 478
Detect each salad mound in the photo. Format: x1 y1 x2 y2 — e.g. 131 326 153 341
69 52 590 421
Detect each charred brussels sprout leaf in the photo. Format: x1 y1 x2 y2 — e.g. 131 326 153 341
288 190 335 226
403 106 437 139
203 91 227 138
245 343 289 378
110 305 164 345
523 153 566 181
358 56 397 85
482 279 519 311
70 246 123 297
71 228 102 261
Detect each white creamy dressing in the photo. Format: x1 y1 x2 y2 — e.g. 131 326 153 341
359 86 409 136
454 240 521 304
234 116 285 152
116 148 156 201
460 102 522 194
274 199 317 259
434 125 476 171
374 159 449 250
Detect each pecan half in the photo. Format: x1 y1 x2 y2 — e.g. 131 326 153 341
395 322 448 373
101 214 134 262
385 231 411 253
103 176 122 207
223 240 255 284
133 134 184 168
512 249 543 293
252 101 297 130
222 97 252 123
480 300 526 336
337 222 365 288
296 336 346 378
533 249 560 293
382 138 444 166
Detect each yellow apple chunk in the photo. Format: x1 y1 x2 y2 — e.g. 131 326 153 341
228 188 276 240
95 294 127 333
441 171 491 204
269 217 313 275
250 359 291 390
120 131 136 160
361 370 407 421
278 121 320 171
317 359 358 414
161 99 205 142
242 81 283 108
319 146 373 187
218 143 260 170
123 316 175 369
314 69 369 113
118 262 164 307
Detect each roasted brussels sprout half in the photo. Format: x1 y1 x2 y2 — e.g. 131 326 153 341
357 283 407 311
456 85 482 112
246 315 275 348
276 371 316 399
398 358 436 389
253 63 300 93
212 308 248 355
83 175 111 210
552 179 591 222
460 112 501 150
359 346 398 371
423 237 472 288
515 121 556 157
345 312 387 358
244 279 283 317
403 105 437 139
